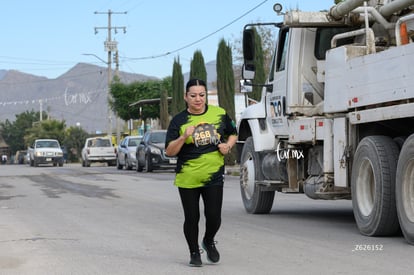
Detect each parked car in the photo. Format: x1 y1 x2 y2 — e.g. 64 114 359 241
117 135 142 170
136 130 177 172
15 150 28 164
81 137 117 167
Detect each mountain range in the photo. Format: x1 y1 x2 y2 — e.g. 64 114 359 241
0 62 218 134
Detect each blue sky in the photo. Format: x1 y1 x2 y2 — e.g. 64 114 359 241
1 0 335 79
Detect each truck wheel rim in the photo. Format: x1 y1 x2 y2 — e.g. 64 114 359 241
241 154 255 200
402 159 414 222
356 158 375 216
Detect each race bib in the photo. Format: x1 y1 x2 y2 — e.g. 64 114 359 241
193 123 221 147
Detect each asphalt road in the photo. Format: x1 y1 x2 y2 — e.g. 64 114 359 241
0 163 412 275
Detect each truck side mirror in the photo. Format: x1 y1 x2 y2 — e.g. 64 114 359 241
240 79 253 93
243 28 256 79
242 64 255 80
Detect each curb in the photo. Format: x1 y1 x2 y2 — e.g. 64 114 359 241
225 165 239 176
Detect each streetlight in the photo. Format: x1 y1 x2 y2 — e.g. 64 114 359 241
82 53 113 138
82 53 108 64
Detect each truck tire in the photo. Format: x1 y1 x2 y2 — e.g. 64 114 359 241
394 136 406 149
240 137 274 214
396 134 414 245
351 135 400 236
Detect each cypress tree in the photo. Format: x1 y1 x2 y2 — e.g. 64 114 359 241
171 57 185 116
160 87 169 129
216 38 235 121
190 50 208 104
217 39 237 166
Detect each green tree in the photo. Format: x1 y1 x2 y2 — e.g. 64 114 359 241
216 38 236 120
0 110 43 153
160 87 169 129
190 50 207 82
171 57 185 116
63 125 90 162
111 80 162 121
190 50 208 104
24 119 66 146
160 77 172 128
110 81 135 120
110 78 173 131
216 38 237 166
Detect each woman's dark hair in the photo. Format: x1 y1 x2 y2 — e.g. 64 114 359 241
185 78 207 93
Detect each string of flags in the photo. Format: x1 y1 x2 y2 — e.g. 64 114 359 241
0 96 61 107
0 88 105 107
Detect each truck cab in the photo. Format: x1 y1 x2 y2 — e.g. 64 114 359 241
239 23 356 149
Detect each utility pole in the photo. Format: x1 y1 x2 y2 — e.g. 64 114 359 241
94 9 126 142
39 100 43 121
114 50 122 143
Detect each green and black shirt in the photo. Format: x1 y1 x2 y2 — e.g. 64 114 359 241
165 105 237 189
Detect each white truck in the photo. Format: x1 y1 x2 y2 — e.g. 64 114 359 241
28 139 64 167
81 137 117 167
238 0 414 244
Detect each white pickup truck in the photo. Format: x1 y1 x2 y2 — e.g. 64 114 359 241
28 139 64 167
81 137 117 167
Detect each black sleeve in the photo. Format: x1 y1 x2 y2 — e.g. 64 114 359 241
223 113 237 136
165 117 180 148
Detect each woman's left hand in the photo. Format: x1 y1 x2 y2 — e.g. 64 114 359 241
218 143 232 155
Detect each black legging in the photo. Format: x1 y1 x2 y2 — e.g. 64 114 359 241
178 185 223 253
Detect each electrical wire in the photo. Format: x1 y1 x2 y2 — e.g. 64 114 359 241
123 0 268 61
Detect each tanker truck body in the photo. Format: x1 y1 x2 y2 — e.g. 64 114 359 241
238 0 414 244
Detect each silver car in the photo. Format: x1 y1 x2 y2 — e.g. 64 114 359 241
116 135 142 170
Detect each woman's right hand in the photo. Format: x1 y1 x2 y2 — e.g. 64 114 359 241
183 125 195 139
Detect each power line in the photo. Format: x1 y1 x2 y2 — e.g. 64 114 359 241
123 0 268 61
